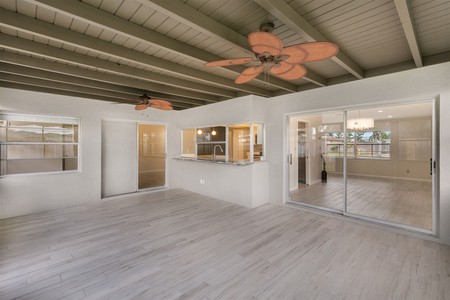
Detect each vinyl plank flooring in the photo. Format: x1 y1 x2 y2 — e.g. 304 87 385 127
0 189 448 299
290 174 432 229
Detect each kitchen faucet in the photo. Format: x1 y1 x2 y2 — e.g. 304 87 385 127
213 144 224 161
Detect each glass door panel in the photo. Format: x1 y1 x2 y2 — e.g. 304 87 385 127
138 124 166 189
346 102 433 229
228 124 251 162
289 112 344 211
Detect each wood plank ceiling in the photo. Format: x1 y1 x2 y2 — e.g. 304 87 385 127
0 0 449 110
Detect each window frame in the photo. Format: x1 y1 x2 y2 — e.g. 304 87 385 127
324 130 391 160
0 113 80 176
180 122 265 163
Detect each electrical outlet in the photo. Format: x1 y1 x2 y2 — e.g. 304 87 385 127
200 179 205 184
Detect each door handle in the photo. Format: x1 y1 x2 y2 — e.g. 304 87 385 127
429 158 432 175
288 154 292 165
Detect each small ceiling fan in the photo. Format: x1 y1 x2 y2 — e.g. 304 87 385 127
134 93 173 111
205 23 339 84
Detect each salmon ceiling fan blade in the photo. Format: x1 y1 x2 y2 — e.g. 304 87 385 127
135 103 149 110
204 57 255 67
270 61 307 80
235 65 265 84
248 32 283 56
282 45 308 64
151 104 173 111
149 99 173 110
149 99 171 106
291 42 339 63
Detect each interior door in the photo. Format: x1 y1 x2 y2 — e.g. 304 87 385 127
298 121 307 184
138 124 166 190
101 120 137 197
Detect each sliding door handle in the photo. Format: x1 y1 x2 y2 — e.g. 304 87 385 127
430 158 432 175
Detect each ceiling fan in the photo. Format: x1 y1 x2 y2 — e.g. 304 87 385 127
205 23 339 84
134 93 173 111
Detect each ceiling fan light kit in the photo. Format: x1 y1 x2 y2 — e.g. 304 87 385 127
205 24 339 84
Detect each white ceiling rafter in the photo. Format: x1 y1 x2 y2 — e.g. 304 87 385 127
0 47 220 103
0 9 271 97
0 62 205 107
0 72 140 101
0 0 447 110
25 0 294 92
0 61 143 95
134 0 326 87
394 0 423 67
253 0 365 79
0 79 194 109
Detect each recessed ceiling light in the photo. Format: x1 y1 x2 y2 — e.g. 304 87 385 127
388 115 393 118
377 110 383 113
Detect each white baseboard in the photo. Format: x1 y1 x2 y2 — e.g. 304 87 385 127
328 172 432 182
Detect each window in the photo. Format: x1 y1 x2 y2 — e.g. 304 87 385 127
181 128 196 158
181 123 265 162
196 126 226 161
398 119 431 161
0 113 79 175
324 130 391 159
228 124 250 162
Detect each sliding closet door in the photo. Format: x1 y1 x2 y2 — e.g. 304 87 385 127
345 102 434 230
138 124 166 190
102 120 137 197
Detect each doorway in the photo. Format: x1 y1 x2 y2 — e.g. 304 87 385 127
138 124 166 190
101 121 167 197
287 101 437 232
297 121 307 184
288 112 344 212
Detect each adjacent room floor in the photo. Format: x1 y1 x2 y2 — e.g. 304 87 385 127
0 189 448 299
289 174 432 229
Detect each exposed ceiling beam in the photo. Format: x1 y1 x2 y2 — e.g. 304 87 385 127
0 62 143 96
394 0 423 67
0 35 221 102
0 72 140 101
0 9 255 98
254 0 364 79
0 81 193 110
0 62 205 106
138 0 251 53
0 47 220 103
143 91 205 106
134 0 326 87
25 0 298 92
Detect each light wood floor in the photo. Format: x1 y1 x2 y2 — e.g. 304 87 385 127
290 174 432 229
1 189 448 299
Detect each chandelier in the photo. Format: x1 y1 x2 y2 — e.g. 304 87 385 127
347 118 374 131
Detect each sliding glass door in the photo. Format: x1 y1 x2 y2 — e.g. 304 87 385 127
345 102 434 230
102 122 167 197
138 124 166 190
288 112 344 212
288 101 436 232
